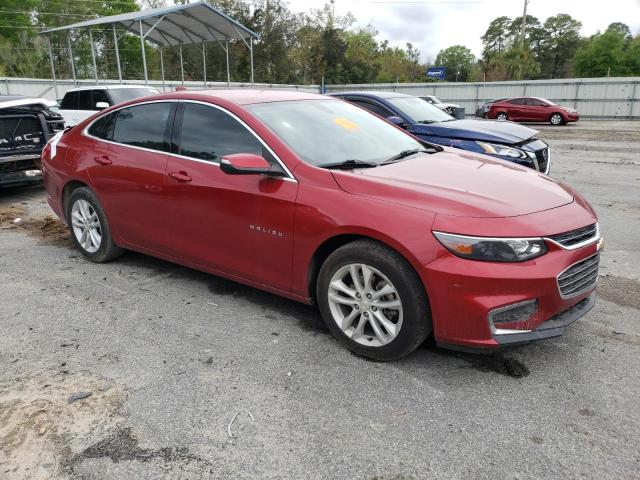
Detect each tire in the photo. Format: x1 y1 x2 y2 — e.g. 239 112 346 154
316 239 431 361
496 112 508 121
65 186 124 263
549 113 564 125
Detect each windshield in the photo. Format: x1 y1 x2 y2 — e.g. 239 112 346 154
109 88 159 104
247 99 423 167
387 97 453 123
424 96 441 104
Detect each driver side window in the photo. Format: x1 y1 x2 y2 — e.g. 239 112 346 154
178 103 267 163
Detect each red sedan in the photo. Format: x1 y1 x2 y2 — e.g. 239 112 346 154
41 90 601 360
481 97 580 125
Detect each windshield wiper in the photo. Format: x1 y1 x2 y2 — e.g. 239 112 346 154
319 159 379 170
381 148 430 164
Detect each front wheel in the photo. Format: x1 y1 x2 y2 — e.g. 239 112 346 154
66 187 124 263
550 113 564 125
317 240 431 361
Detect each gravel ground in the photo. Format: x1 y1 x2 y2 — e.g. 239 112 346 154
0 120 639 480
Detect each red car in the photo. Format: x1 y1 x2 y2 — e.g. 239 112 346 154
41 90 602 360
480 97 580 125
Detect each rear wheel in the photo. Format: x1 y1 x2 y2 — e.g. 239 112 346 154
550 113 564 125
317 240 431 361
496 112 508 121
66 187 123 263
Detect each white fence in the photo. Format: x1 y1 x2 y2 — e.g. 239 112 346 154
0 77 319 102
2 76 639 119
326 77 640 119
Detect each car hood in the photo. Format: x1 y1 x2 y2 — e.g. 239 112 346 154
331 149 574 218
411 119 538 144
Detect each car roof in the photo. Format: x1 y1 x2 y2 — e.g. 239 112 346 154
330 91 412 99
499 96 549 102
0 95 57 109
153 89 331 105
66 85 160 92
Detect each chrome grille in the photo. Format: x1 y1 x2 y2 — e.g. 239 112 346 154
548 224 598 248
557 253 600 298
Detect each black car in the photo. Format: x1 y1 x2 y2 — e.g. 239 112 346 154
0 96 64 187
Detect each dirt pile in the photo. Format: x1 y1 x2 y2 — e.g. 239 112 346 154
0 372 125 479
0 205 73 248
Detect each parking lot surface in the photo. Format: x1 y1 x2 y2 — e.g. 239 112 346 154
1 120 639 479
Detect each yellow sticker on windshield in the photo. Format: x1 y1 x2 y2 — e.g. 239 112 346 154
333 117 359 130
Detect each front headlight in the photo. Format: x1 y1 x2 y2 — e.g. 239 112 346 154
476 141 527 159
433 232 547 262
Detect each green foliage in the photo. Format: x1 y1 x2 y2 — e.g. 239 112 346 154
574 23 639 77
434 45 475 81
538 14 582 78
481 16 511 58
1 2 639 85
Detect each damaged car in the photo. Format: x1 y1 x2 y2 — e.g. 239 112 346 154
0 95 64 188
42 90 601 361
331 91 551 174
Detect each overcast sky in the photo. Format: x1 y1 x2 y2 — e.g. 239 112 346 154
285 0 640 63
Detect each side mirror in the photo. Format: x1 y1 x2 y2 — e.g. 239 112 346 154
220 153 274 176
386 115 407 128
95 101 109 110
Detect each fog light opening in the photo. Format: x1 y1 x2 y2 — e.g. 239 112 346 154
489 299 538 335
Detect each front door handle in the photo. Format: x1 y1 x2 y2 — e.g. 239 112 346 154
168 171 192 182
94 155 112 165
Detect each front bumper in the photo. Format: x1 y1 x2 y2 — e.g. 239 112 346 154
0 168 42 187
492 294 594 346
421 240 600 351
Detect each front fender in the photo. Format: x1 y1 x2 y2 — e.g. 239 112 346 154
290 181 439 297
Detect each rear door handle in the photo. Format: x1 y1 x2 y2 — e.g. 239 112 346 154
168 171 192 182
94 155 112 165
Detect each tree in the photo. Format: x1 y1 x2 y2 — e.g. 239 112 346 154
434 45 475 82
574 28 629 77
507 15 542 47
343 28 380 83
539 14 582 78
624 35 640 75
481 16 511 58
607 22 632 39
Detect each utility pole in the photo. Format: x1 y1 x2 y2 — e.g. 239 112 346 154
520 0 528 48
330 0 335 26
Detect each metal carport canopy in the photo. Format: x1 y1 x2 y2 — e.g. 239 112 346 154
41 1 258 89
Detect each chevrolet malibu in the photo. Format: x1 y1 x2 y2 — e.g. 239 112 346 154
41 90 602 361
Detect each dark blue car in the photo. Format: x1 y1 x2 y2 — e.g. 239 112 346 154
329 91 550 174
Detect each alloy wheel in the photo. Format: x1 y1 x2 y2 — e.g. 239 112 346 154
327 263 403 347
497 113 507 121
70 199 102 253
550 114 562 125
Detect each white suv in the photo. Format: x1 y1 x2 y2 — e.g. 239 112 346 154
57 85 159 126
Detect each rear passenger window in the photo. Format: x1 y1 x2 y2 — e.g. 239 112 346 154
88 112 117 140
60 91 79 109
178 103 263 162
112 103 172 152
78 90 92 110
508 98 525 105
